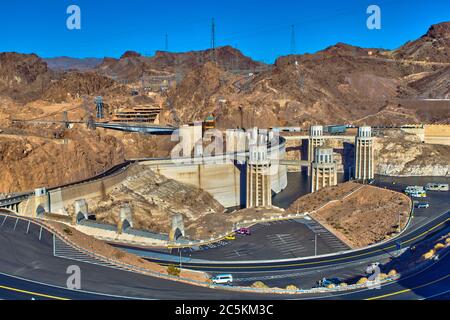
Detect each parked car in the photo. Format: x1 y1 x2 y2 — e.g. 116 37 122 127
415 202 430 209
411 191 427 198
405 186 424 195
225 233 236 241
211 274 233 285
317 277 341 288
236 228 251 235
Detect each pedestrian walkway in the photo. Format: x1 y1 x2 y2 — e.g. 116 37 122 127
301 219 350 252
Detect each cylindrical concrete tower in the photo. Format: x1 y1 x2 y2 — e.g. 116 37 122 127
311 147 337 193
246 144 272 208
308 125 325 175
355 126 374 181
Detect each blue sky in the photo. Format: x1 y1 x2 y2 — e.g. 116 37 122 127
0 0 448 63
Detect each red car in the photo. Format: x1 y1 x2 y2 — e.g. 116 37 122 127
236 228 251 235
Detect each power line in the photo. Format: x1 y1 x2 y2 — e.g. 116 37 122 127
211 18 216 50
211 18 216 62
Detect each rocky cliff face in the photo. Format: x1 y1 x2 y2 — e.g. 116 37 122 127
375 133 450 176
394 22 450 63
0 52 51 102
43 71 127 103
89 165 225 236
0 130 126 193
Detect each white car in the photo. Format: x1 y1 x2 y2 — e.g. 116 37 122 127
211 274 233 285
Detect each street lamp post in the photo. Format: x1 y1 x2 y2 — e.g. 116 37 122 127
315 234 320 256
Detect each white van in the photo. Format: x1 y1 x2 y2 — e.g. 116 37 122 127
211 274 233 285
425 183 449 192
405 186 424 195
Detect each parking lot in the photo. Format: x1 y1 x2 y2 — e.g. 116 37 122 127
170 218 350 261
373 176 450 231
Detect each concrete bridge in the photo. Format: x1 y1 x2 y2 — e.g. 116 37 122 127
282 135 356 142
0 193 31 213
94 123 177 134
11 119 177 135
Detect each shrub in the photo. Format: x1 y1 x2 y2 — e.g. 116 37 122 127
167 265 181 277
113 250 126 259
251 281 269 289
357 277 368 285
423 250 436 260
388 270 398 277
63 227 73 236
285 285 299 291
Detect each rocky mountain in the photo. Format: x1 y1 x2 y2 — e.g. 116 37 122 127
0 52 126 103
44 57 103 71
96 46 266 82
43 71 127 103
408 65 450 98
0 22 448 126
0 52 52 103
394 22 450 63
164 23 450 127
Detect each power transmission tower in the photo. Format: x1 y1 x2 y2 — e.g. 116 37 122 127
290 24 296 55
95 96 104 119
211 18 216 62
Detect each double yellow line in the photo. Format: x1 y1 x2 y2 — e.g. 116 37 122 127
158 217 450 270
366 274 450 300
0 284 69 300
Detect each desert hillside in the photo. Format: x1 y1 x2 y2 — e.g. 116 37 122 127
0 22 448 193
286 182 411 248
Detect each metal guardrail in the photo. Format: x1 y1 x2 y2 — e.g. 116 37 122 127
124 228 169 241
79 220 118 232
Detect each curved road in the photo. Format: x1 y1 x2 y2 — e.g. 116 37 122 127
0 210 448 300
0 136 448 299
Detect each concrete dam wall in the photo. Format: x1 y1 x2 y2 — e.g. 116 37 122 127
146 160 288 208
18 137 288 215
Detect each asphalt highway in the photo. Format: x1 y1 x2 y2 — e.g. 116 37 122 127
0 214 293 300
137 211 450 271
0 220 448 300
120 177 450 289
0 209 448 300
0 176 448 300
